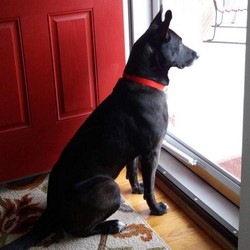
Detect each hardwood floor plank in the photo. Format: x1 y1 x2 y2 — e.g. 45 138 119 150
116 168 223 250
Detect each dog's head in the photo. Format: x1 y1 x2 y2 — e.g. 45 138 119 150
125 7 199 85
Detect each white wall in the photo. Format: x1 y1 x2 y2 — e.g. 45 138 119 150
238 3 250 249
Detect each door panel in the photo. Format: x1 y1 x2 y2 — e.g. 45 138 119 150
0 0 125 182
49 11 96 120
0 19 30 133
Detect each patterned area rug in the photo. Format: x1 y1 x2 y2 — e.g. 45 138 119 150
0 175 170 249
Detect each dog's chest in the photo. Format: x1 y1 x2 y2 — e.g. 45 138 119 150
113 81 168 140
132 92 168 140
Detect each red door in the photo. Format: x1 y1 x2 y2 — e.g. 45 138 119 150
0 0 125 182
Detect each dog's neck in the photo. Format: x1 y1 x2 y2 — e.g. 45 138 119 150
123 73 167 92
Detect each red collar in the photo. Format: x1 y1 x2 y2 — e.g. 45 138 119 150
123 73 166 91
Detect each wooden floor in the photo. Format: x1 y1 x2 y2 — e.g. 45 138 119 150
116 169 223 250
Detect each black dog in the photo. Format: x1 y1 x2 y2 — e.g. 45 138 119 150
1 8 198 250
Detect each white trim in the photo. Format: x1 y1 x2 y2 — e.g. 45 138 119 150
123 0 154 60
129 0 153 44
152 0 161 17
123 0 130 61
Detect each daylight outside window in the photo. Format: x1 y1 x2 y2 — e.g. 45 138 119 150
127 0 247 204
161 0 247 196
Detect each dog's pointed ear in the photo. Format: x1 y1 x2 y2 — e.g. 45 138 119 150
159 10 172 39
148 4 163 30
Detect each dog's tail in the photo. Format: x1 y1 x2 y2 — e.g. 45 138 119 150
1 209 58 250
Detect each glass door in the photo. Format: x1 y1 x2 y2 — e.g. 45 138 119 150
162 0 247 182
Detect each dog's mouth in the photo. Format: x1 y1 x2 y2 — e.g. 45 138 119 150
177 55 199 69
174 61 186 69
175 59 193 69
177 62 192 69
176 50 199 69
177 65 185 69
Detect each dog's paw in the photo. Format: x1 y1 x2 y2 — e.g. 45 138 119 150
132 183 144 194
110 220 126 234
150 202 169 215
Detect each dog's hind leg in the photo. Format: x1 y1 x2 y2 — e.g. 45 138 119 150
63 176 125 237
126 158 144 194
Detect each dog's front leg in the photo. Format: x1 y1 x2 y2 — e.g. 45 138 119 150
126 158 144 194
141 148 168 215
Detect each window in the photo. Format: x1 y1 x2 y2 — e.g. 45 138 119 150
159 0 247 205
